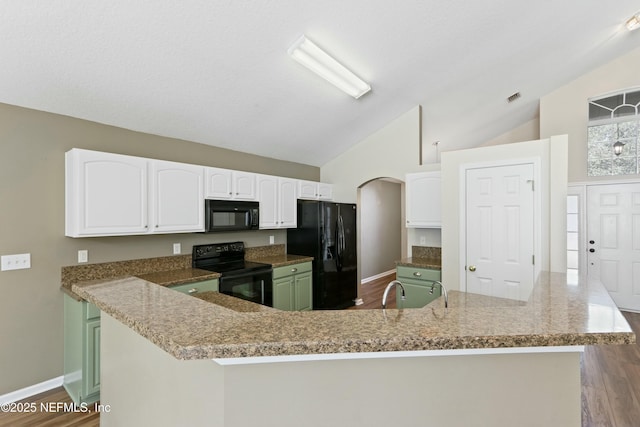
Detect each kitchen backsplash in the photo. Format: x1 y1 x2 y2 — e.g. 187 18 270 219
412 246 441 260
244 244 285 259
61 255 192 289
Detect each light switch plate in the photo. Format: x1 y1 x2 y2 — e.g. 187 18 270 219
1 253 31 271
173 243 181 255
78 250 88 263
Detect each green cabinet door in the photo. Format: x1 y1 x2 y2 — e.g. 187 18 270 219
169 278 219 295
396 280 441 309
395 266 442 309
63 294 101 405
84 319 101 396
294 272 313 311
273 276 294 311
272 262 313 311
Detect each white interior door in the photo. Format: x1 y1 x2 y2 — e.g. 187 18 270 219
465 163 535 300
587 183 640 310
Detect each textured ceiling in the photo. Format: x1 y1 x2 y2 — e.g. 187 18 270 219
1 1 639 166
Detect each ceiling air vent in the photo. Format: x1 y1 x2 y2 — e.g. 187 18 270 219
507 92 521 103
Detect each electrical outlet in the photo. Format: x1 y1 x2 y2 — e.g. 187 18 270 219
78 250 88 263
173 243 181 255
1 253 31 271
269 235 275 245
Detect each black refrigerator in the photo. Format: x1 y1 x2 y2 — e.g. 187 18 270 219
287 200 357 309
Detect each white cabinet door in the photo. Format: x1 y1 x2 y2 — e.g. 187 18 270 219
233 171 257 200
205 167 233 199
298 180 333 201
205 167 257 201
406 171 441 228
279 178 297 228
298 180 318 199
257 176 297 229
257 175 279 229
150 160 204 233
65 149 149 237
317 183 333 201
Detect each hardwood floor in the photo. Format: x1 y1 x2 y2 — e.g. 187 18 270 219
0 387 99 427
3 275 638 426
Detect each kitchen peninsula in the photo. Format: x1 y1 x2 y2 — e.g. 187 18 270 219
73 273 633 427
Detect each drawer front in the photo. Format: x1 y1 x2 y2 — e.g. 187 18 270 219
84 302 101 321
396 266 440 283
273 262 312 280
169 279 219 295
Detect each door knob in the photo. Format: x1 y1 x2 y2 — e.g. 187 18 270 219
468 265 476 272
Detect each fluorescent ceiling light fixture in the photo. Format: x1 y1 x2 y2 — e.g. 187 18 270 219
288 35 371 99
626 14 640 31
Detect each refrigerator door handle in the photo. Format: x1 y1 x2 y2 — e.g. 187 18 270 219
336 215 345 271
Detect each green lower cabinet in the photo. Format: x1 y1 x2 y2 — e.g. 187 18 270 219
395 266 442 309
63 294 100 405
272 262 313 311
168 278 219 295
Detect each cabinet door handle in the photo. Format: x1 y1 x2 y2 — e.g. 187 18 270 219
291 268 298 273
188 288 198 294
413 272 421 277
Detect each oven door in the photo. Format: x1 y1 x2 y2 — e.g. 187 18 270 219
219 270 273 306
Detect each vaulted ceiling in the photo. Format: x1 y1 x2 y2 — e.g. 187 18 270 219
1 1 639 166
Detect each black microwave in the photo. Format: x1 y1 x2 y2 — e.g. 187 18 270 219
205 200 260 232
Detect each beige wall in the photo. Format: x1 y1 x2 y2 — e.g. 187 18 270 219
540 46 640 183
440 136 568 289
0 102 319 395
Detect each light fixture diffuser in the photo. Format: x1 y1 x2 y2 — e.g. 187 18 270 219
626 14 640 31
288 35 371 99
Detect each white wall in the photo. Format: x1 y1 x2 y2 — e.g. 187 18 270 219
540 46 640 183
482 117 540 147
440 136 568 289
321 105 438 203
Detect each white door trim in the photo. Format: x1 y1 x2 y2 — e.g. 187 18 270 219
567 185 587 281
458 157 542 292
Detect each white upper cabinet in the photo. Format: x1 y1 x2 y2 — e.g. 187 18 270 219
257 175 297 229
66 149 149 237
205 167 233 199
205 168 257 201
298 180 333 201
66 149 204 237
150 160 204 233
406 171 441 228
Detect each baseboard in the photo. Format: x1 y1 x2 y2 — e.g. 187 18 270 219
0 376 64 405
361 269 395 285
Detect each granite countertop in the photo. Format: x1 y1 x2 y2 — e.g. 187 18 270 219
246 253 313 268
396 257 442 270
135 268 220 286
72 272 635 360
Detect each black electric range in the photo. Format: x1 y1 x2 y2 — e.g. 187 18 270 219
192 242 273 306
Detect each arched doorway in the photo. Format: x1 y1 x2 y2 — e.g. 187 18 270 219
356 177 404 305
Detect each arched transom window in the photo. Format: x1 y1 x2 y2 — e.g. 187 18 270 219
588 88 640 176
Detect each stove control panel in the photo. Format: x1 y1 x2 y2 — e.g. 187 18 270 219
193 242 245 259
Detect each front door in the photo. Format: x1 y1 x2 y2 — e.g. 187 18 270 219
465 163 535 300
587 183 640 310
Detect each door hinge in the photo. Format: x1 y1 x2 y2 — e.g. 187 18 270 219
527 179 535 191
532 255 535 265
